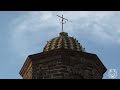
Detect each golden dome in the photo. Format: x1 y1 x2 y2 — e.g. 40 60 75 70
43 32 85 52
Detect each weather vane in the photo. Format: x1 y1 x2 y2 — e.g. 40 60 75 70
57 15 68 32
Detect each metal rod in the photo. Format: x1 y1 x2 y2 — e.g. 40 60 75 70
57 15 68 32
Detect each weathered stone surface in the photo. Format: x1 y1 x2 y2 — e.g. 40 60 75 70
20 48 107 79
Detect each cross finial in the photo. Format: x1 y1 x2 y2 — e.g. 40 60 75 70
57 15 68 32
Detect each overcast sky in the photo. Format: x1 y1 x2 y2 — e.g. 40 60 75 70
0 11 120 79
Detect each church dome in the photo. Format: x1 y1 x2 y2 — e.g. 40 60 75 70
43 32 85 52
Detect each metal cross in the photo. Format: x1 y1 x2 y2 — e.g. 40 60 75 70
57 15 68 32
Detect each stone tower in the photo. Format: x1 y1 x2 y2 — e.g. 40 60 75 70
19 32 107 79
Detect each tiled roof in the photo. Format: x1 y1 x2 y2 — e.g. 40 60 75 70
43 32 85 52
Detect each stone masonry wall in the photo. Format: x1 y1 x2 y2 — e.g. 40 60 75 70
32 55 102 79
